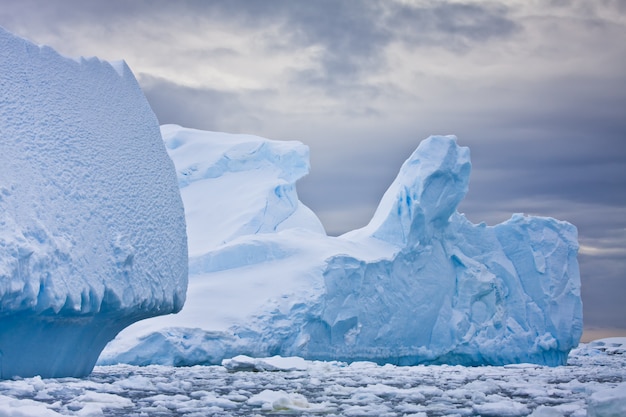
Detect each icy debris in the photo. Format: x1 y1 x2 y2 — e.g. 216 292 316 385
529 405 566 416
247 389 330 413
0 394 64 416
473 400 529 416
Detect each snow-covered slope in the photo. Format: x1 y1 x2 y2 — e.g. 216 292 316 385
0 27 187 378
101 127 581 367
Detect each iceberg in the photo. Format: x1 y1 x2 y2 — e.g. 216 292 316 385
101 126 582 367
0 28 187 378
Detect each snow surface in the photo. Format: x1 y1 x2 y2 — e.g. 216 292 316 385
0 27 187 378
101 125 581 367
2 339 625 416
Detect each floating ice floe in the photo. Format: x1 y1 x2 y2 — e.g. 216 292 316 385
2 343 626 416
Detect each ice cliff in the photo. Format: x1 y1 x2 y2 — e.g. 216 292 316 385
101 126 582 367
301 136 582 365
0 27 187 378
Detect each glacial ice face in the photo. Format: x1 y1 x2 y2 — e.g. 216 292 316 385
294 136 582 365
300 214 581 366
0 27 187 378
101 127 581 367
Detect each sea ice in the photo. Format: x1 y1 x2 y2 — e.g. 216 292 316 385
0 27 187 378
586 382 626 417
222 355 309 372
101 126 581 367
2 343 625 416
585 337 626 355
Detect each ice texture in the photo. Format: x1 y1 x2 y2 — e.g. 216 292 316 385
0 27 187 378
101 127 581 367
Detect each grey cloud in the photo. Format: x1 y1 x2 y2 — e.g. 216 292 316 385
276 1 390 84
1 0 519 94
550 0 626 16
580 253 626 328
281 1 519 89
489 76 626 141
463 140 626 207
390 1 518 49
138 74 262 134
1 0 151 28
609 0 626 14
192 0 519 90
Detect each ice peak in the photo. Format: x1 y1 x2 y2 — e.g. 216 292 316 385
361 135 471 247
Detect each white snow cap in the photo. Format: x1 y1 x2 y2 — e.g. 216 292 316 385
0 27 187 378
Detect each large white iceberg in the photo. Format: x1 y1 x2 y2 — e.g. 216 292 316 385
0 28 188 378
101 125 582 367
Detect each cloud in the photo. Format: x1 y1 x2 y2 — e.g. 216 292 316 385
391 1 519 47
279 1 519 91
138 74 263 133
579 245 626 256
580 251 626 328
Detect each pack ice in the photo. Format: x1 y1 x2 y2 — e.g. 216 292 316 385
101 125 582 367
0 27 188 378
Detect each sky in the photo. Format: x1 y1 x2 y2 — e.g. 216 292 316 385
1 0 625 337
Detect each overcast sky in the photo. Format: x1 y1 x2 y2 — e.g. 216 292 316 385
2 0 625 336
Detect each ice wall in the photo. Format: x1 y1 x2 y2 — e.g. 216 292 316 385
0 27 187 378
297 137 582 365
101 129 582 367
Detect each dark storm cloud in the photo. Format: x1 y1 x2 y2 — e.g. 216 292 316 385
168 0 518 90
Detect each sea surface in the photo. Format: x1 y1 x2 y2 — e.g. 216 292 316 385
0 341 624 416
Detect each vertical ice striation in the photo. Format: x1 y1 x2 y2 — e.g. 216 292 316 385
0 27 187 378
